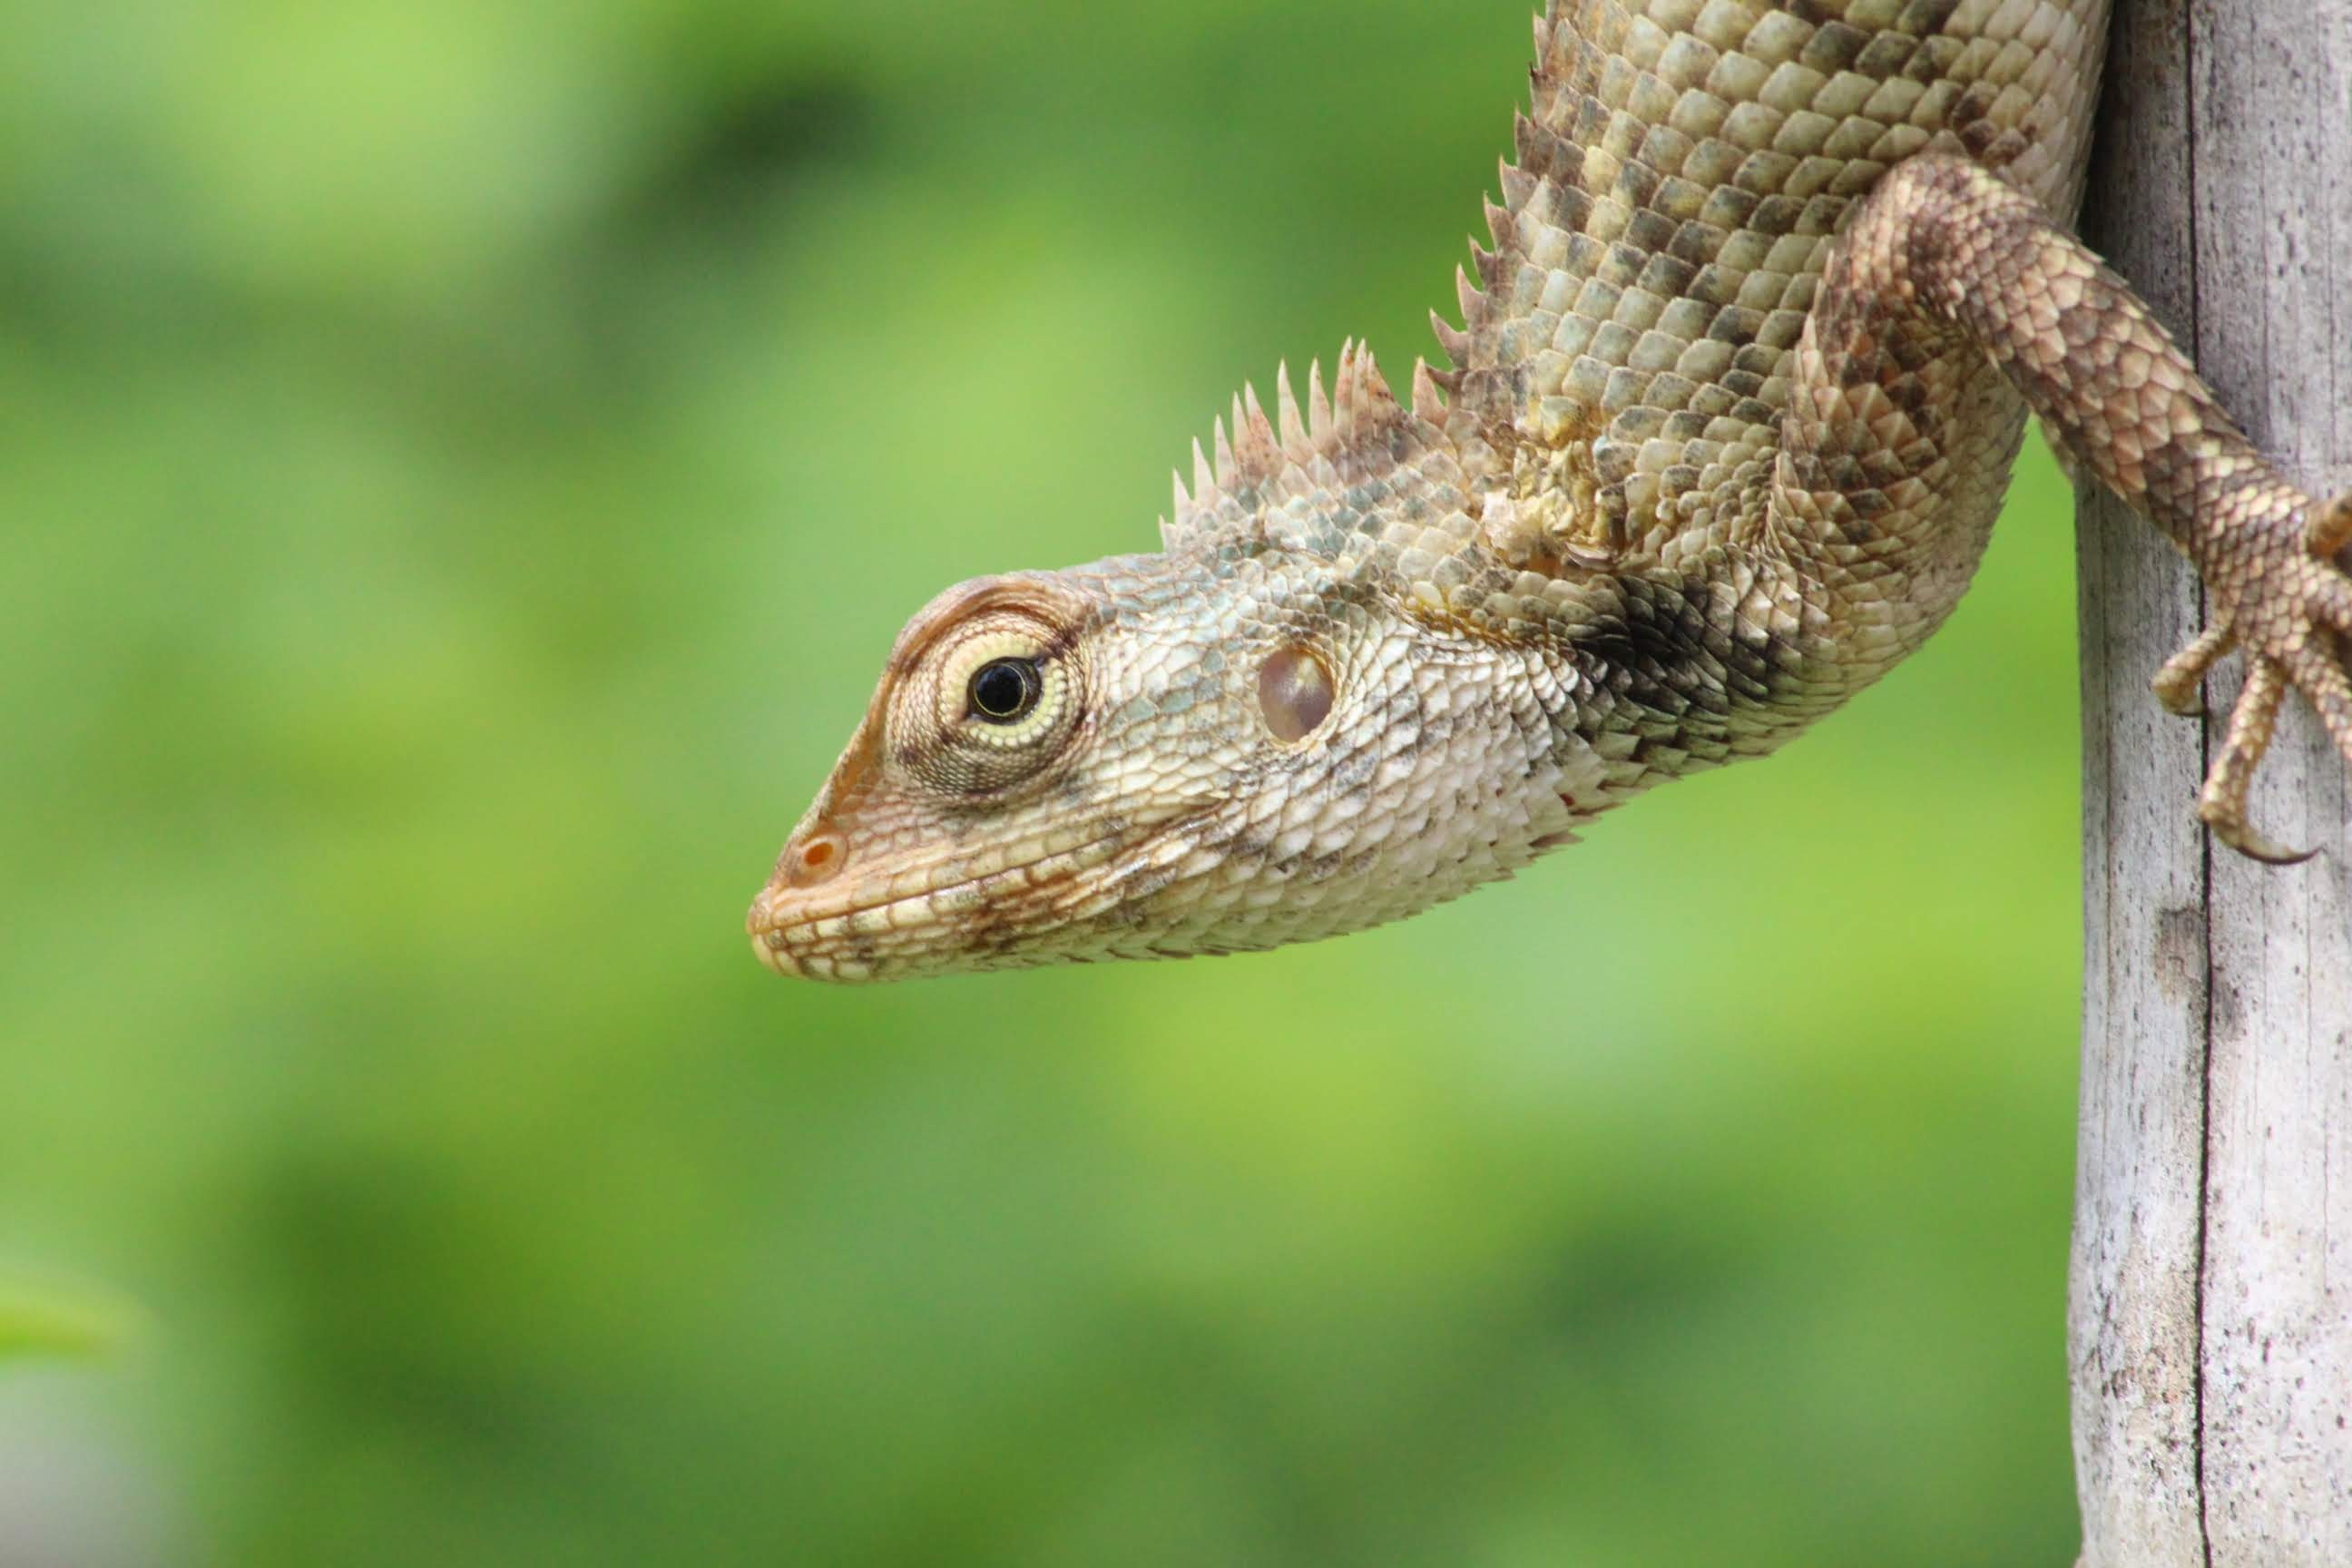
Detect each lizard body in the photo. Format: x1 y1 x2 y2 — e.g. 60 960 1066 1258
750 0 2352 982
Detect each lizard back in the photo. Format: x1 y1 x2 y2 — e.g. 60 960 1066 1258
1445 0 2111 570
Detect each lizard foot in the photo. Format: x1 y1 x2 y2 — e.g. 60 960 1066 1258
2178 490 2352 864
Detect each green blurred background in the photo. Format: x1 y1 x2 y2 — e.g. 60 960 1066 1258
1 2 2086 1563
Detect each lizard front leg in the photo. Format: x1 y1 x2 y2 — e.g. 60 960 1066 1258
1789 152 2352 863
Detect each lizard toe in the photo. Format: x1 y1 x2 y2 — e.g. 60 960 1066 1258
2199 656 2318 865
2309 568 2352 636
2152 624 2231 718
2284 639 2352 772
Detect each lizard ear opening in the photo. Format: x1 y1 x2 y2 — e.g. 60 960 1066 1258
1258 646 1334 743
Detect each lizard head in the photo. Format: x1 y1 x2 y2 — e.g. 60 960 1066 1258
748 349 1583 982
746 544 1572 982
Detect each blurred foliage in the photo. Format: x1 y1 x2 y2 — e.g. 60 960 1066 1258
0 1273 139 1362
1 2 2084 1564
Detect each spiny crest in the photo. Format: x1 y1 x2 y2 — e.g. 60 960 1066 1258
1161 341 1453 549
1426 9 1578 453
1165 8 1572 549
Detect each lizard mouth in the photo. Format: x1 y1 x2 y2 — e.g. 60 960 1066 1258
745 809 1208 982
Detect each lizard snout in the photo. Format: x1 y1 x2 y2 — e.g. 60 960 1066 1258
744 823 852 976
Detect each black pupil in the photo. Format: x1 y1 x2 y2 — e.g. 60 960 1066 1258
969 659 1039 721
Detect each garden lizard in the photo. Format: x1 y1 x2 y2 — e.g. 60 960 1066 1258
750 0 2352 982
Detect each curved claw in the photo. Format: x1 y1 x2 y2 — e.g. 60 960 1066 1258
2199 657 2317 865
2211 823 2320 867
2153 624 2233 718
2205 806 2320 867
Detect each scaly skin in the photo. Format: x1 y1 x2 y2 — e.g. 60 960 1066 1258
750 0 2352 981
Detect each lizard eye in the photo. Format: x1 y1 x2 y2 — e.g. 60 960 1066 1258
967 658 1042 722
936 632 1068 747
893 609 1084 795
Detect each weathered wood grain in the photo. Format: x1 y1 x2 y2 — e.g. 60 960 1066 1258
2074 3 2352 1563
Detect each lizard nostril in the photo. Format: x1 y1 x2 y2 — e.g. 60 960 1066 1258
786 831 848 888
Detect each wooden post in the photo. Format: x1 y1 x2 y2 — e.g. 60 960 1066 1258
2072 2 2352 1563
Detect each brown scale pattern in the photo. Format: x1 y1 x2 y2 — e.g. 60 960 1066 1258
1174 0 2352 858
1443 0 2104 570
1430 0 2352 856
1789 153 2352 858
